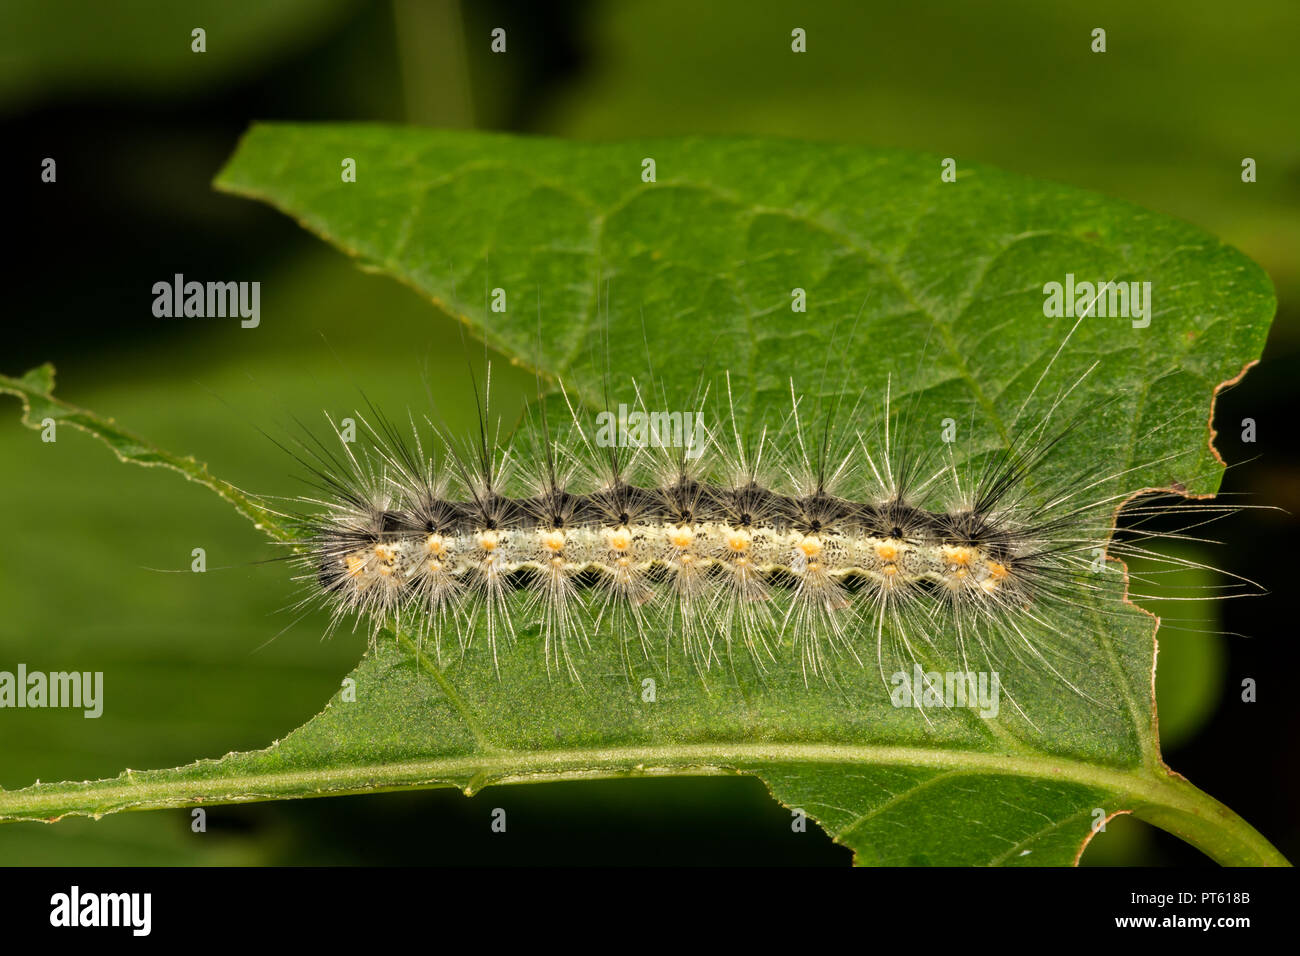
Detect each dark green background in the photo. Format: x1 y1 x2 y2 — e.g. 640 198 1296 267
1 0 1296 865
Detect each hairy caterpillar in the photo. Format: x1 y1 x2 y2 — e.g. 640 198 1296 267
264 320 1255 716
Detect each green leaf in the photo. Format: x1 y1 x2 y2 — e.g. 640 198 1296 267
213 124 1272 498
0 126 1285 866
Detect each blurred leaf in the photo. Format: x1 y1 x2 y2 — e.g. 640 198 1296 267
0 363 286 539
1131 546 1228 750
0 0 359 110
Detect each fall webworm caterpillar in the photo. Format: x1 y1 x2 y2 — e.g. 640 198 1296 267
253 307 1261 723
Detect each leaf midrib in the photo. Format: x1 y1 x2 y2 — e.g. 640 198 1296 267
6 741 1158 816
9 736 1289 867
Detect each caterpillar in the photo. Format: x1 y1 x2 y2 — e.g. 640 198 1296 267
265 320 1254 714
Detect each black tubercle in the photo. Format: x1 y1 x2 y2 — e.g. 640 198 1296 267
333 482 1002 547
860 497 947 542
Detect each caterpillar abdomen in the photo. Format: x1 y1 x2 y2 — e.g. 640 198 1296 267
275 361 1247 693
319 494 1013 603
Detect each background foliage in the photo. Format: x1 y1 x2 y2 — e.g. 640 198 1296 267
2 0 1296 864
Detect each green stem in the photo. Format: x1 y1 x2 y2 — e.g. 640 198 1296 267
0 745 1288 866
1130 772 1291 867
